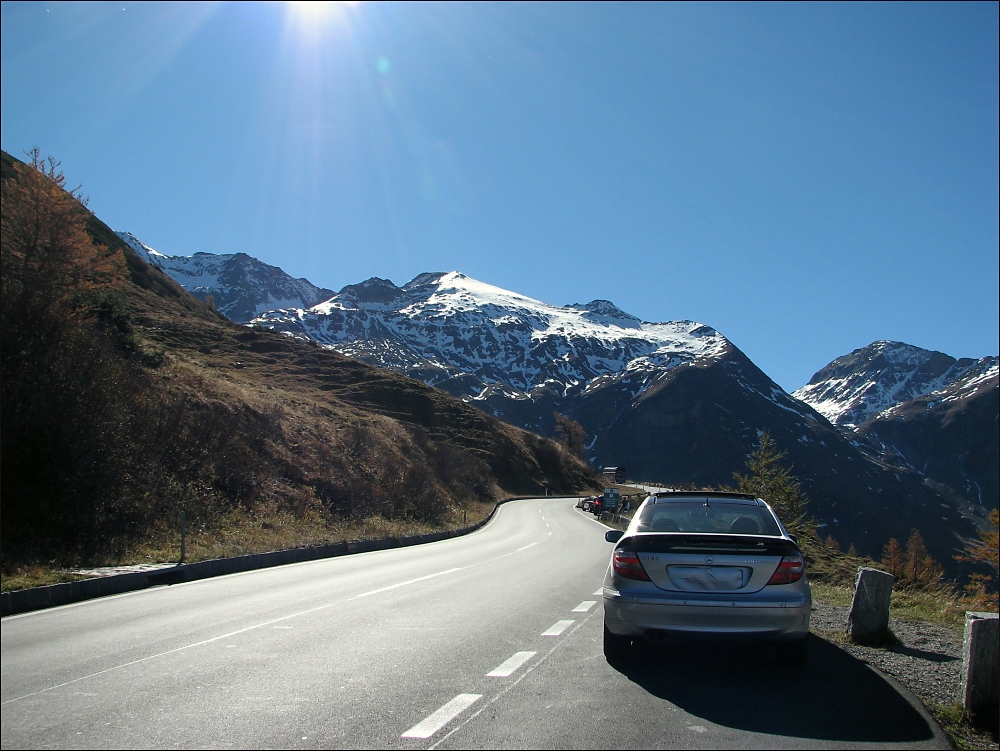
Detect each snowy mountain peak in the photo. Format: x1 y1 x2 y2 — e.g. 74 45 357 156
115 231 334 323
566 300 642 325
118 231 169 264
793 340 986 427
255 270 732 399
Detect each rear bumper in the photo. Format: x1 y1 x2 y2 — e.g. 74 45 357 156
603 586 811 642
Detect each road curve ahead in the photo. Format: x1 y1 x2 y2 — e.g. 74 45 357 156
2 498 949 749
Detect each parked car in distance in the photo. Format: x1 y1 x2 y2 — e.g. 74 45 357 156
602 491 810 666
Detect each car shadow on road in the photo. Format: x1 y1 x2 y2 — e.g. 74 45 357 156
609 635 937 744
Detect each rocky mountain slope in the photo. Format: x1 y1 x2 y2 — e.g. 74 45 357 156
795 342 999 527
116 232 333 322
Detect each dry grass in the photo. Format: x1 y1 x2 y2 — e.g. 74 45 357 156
810 576 996 633
1 566 93 592
1 500 498 592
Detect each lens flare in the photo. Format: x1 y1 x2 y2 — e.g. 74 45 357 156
284 1 359 40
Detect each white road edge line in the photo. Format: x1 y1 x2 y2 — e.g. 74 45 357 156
402 693 481 739
487 651 537 677
541 619 575 636
571 601 596 612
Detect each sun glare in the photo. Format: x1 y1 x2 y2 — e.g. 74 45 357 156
286 1 359 23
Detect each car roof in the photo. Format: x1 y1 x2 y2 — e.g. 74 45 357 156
647 491 762 505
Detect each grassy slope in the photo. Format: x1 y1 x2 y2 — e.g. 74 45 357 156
1 150 601 579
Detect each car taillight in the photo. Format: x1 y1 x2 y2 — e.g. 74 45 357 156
767 552 804 585
613 548 651 581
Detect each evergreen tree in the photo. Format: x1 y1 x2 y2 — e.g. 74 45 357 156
731 431 813 538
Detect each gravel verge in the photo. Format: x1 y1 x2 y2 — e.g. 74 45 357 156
811 600 998 750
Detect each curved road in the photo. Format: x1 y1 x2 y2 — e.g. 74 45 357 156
2 498 949 749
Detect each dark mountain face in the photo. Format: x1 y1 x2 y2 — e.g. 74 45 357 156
569 345 978 565
855 359 999 527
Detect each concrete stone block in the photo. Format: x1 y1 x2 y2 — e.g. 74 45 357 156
961 611 999 715
847 567 895 642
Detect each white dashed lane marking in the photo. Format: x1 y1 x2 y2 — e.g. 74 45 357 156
571 601 596 612
402 694 482 739
487 651 536 677
541 620 575 636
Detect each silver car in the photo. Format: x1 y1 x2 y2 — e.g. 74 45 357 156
603 491 811 666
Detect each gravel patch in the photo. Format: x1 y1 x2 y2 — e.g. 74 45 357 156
811 601 963 708
811 601 999 750
67 563 178 578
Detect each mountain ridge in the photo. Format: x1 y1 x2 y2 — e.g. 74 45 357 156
116 231 335 323
792 340 990 428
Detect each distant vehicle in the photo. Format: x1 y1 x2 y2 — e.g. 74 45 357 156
603 466 627 483
580 495 599 512
601 491 810 667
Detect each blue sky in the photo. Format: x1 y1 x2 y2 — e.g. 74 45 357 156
2 1 997 391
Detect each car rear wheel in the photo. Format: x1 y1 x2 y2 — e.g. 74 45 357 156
603 625 632 661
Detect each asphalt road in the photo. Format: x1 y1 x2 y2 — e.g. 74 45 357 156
2 497 950 749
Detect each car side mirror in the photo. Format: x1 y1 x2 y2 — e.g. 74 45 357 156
605 530 624 543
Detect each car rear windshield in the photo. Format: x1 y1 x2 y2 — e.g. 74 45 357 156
634 500 782 536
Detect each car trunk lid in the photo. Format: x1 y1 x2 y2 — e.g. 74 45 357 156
629 534 797 594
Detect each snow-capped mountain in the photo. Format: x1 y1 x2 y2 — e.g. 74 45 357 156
116 232 334 323
795 341 998 527
253 271 731 406
791 340 985 428
248 271 984 565
873 355 999 424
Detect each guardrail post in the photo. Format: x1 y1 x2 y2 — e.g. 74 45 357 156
961 611 998 720
846 567 894 643
180 510 186 564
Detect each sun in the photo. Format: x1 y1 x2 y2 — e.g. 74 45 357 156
285 1 359 21
283 0 360 43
